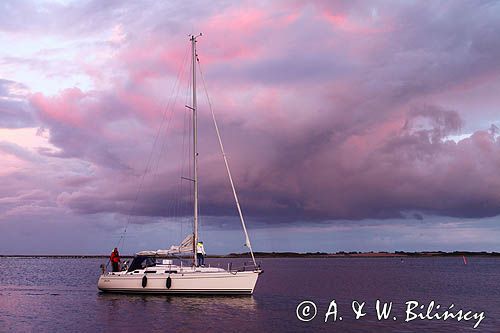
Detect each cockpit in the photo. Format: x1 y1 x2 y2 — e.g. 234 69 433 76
127 256 157 272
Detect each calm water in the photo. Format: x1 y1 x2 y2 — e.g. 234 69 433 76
0 257 499 332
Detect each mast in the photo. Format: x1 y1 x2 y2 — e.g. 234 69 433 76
190 33 201 264
189 33 257 268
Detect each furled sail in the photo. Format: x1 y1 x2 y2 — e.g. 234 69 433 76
136 234 194 256
162 234 194 255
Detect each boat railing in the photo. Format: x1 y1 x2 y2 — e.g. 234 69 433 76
227 261 262 273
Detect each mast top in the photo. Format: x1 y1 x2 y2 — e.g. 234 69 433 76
189 33 203 41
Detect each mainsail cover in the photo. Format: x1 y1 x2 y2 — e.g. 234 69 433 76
136 234 194 256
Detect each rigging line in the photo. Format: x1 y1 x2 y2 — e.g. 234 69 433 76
151 49 190 195
151 46 191 248
172 61 193 241
173 67 191 241
118 90 176 252
117 44 190 252
177 89 189 238
181 70 193 237
187 65 194 233
197 59 257 267
179 59 193 239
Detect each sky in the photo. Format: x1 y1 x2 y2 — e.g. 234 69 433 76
1 0 500 255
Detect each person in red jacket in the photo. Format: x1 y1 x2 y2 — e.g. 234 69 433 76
110 248 121 272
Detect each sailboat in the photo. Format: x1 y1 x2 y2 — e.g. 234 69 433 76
97 34 262 294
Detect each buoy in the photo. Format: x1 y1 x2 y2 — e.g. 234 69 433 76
166 276 172 289
142 275 148 288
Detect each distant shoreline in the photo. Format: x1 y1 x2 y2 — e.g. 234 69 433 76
1 251 499 259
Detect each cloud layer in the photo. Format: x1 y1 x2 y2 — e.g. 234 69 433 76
1 1 500 253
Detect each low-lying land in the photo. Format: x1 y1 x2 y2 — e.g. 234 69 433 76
1 251 499 259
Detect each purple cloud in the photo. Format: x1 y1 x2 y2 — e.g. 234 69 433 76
1 0 500 233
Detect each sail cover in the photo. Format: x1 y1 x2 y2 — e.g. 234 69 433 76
136 234 194 256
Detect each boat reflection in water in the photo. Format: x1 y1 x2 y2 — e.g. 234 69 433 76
96 292 259 329
98 292 258 311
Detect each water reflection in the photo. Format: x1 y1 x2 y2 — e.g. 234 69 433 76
95 292 259 331
97 292 258 311
1 257 500 332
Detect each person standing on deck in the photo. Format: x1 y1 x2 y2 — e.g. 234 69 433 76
196 241 206 267
110 248 121 272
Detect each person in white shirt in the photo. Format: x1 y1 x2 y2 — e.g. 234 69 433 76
196 241 206 266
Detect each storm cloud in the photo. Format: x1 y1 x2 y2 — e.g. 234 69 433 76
1 1 500 254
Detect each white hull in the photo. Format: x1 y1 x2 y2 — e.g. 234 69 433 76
98 265 261 295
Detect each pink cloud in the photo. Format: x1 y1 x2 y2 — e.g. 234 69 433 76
31 88 87 128
2 0 500 228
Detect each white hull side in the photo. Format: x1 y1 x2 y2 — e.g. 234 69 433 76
98 269 261 295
